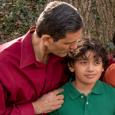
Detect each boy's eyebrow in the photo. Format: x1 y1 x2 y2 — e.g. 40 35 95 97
78 58 88 61
77 56 88 60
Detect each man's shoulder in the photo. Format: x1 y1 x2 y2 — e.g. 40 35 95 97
0 37 22 52
0 38 22 63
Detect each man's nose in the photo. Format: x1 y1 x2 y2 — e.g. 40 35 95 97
69 43 77 51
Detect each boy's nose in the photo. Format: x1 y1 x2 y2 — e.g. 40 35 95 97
87 64 94 71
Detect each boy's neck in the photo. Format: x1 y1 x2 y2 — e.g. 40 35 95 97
73 81 95 96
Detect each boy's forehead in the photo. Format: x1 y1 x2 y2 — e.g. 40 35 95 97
85 51 95 57
78 51 101 60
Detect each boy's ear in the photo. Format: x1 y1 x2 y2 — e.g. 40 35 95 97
68 63 74 72
102 67 104 72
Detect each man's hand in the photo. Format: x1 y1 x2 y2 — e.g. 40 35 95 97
32 88 64 114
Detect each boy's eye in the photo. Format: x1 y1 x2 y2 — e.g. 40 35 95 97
95 60 102 65
79 60 87 64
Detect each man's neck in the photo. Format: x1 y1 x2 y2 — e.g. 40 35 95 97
32 32 49 64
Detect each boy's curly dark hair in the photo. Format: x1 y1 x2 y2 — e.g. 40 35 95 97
64 38 108 80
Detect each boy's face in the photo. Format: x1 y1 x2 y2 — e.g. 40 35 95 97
70 50 104 86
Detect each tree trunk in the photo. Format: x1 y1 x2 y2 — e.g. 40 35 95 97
46 0 115 44
0 0 114 45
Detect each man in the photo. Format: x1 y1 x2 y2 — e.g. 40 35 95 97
0 1 83 115
49 38 115 115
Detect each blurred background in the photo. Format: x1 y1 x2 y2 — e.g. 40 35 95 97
0 0 115 53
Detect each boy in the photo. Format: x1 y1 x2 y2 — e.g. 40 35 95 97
49 38 115 115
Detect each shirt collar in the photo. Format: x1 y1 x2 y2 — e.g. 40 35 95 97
20 30 36 68
91 80 104 95
64 82 81 99
66 80 104 100
20 30 64 68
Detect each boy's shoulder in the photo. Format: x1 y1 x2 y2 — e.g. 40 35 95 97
99 80 115 95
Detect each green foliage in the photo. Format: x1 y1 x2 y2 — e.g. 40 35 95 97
0 0 46 42
35 0 46 4
105 41 115 53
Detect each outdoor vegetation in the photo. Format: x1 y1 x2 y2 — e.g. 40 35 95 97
0 0 115 52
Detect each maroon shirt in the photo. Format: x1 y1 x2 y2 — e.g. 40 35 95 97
0 30 67 115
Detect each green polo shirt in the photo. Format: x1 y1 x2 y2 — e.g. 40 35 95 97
49 80 115 115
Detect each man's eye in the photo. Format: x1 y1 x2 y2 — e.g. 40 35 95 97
64 40 79 45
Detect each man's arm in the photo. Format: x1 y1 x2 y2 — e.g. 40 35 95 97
32 89 64 114
0 83 35 115
0 83 64 115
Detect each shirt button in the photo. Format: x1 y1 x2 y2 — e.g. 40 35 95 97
81 95 84 98
86 101 89 105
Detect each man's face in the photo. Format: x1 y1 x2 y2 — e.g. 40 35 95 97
47 29 82 57
70 51 104 86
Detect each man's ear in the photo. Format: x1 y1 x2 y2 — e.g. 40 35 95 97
68 63 74 72
42 35 54 46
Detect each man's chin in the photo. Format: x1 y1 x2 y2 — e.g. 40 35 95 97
54 52 68 57
59 53 67 57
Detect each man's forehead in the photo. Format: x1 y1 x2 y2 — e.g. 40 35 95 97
62 35 82 44
65 29 82 38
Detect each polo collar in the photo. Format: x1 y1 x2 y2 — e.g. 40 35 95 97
66 80 104 100
91 80 104 95
64 82 81 99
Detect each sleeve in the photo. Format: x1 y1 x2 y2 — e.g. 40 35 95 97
0 83 35 115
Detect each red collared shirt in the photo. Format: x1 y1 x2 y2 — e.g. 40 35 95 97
0 31 67 115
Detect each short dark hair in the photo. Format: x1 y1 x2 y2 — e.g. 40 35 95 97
36 1 84 41
67 38 108 70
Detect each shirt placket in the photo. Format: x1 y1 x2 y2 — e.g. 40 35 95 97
84 95 90 115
